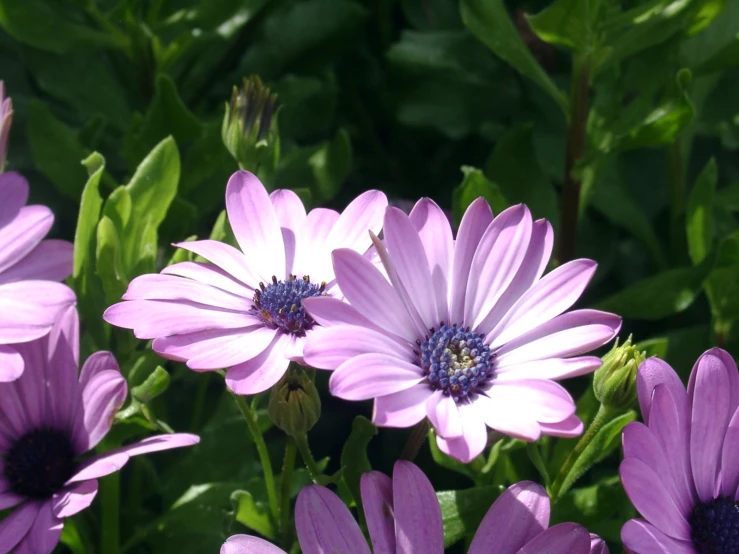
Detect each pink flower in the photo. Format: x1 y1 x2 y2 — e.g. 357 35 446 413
620 348 739 553
0 171 75 382
0 306 198 554
104 171 387 395
0 81 11 171
303 199 621 462
221 463 606 554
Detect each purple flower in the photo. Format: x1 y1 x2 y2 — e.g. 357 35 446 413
104 171 387 395
620 348 739 553
221 464 606 554
303 199 621 462
0 81 11 171
0 171 75 382
0 307 199 553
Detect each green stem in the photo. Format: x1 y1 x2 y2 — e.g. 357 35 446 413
550 404 616 503
558 53 591 264
100 473 121 554
279 438 298 545
400 419 430 462
232 393 279 521
294 432 322 481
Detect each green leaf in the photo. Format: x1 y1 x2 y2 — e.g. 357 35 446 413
526 442 551 487
686 158 717 265
635 337 669 358
232 490 275 539
340 416 377 511
131 366 171 404
453 166 508 225
526 0 590 52
27 100 88 200
437 486 500 547
0 0 119 54
485 125 559 227
460 0 567 113
309 129 352 202
594 260 714 320
96 216 128 305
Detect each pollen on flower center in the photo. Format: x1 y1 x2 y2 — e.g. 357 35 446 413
5 428 76 499
251 275 326 335
419 323 496 402
689 497 739 553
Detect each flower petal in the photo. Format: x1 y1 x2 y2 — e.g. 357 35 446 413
589 533 608 554
172 240 259 287
326 190 387 254
495 356 602 381
0 501 40 553
474 391 540 441
79 351 119 389
303 296 386 332
0 239 73 284
295 485 371 554
468 481 549 554
225 332 291 395
294 207 339 279
0 205 54 274
270 189 306 275
518 523 590 554
426 391 463 439
330 353 423 401
162 261 254 297
393 461 444 554
621 519 696 554
435 400 489 462
122 274 253 311
0 345 23 382
619 457 691 540
221 535 287 554
0 171 29 229
372 384 433 428
538 414 583 438
79 370 127 450
483 379 575 424
0 281 75 344
720 408 739 497
12 500 62 554
360 471 395 554
636 357 690 426
303 324 412 370
52 480 98 518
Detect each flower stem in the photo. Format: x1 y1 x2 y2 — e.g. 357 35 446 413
550 404 616 503
232 393 279 522
294 432 322 481
279 437 297 546
100 473 121 554
400 419 431 462
558 53 591 264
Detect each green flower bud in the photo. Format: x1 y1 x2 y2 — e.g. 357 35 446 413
593 336 646 411
268 365 321 437
222 75 279 173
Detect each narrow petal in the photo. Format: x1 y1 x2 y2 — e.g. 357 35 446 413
0 171 29 229
409 198 453 323
163 261 254 297
173 240 259 287
466 205 532 331
80 370 128 450
221 535 287 554
484 380 575 423
0 239 73 284
0 492 24 511
13 501 63 554
122 274 252 311
295 485 371 554
705 347 739 414
331 249 417 342
495 356 602 381
0 345 23 382
621 519 696 554
637 357 690 426
52 481 98 518
619 457 691 540
0 501 40 553
294 207 340 280
360 471 395 554
426 391 463 439
372 384 433 428
0 205 54 274
270 189 306 275
226 171 285 279
518 523 590 554
539 414 583 438
393 461 444 554
225 333 291 395
435 401 489 462
303 296 387 333
487 259 598 348
78 351 119 389
0 281 75 344
303 325 412 370
474 391 541 441
326 190 387 254
450 198 493 323
468 481 549 554
589 534 609 554
720 408 739 497
330 354 423 401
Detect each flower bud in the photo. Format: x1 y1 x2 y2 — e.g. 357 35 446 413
593 336 645 411
0 81 13 172
222 75 279 173
268 365 321 437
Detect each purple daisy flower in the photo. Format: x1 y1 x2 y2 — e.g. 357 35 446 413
221 463 606 553
303 198 621 462
0 171 75 382
0 81 11 171
0 307 199 553
620 348 739 553
104 170 387 395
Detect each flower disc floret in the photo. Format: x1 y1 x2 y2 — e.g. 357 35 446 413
420 323 495 401
5 429 76 499
252 275 325 335
689 497 739 553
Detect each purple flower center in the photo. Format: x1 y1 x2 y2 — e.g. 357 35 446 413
419 323 496 402
690 497 739 553
4 428 76 499
251 275 326 335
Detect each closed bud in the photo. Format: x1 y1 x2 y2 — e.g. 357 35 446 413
593 336 645 411
268 365 321 437
0 81 13 172
222 75 279 173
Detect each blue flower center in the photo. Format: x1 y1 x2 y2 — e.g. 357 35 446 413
690 497 739 553
251 275 326 335
5 428 76 499
419 323 496 401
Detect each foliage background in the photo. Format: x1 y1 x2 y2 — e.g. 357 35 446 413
2 0 739 552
